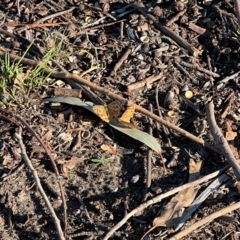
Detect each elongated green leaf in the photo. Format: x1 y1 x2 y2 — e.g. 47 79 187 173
44 97 161 153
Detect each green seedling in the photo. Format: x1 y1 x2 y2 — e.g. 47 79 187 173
91 153 111 168
231 28 240 44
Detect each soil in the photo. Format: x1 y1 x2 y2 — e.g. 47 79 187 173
0 0 240 239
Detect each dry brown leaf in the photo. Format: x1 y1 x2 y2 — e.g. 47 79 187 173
225 120 237 141
65 156 86 169
57 156 86 176
101 144 117 155
2 154 13 166
151 159 202 231
229 144 239 158
43 130 52 141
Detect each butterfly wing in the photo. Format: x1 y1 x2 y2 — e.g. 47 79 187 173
119 103 136 123
92 105 109 122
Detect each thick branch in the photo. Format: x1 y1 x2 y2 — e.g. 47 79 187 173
206 101 240 180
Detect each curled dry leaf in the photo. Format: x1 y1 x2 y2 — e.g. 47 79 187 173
57 156 86 176
142 159 202 238
225 120 237 141
43 130 52 141
101 144 117 155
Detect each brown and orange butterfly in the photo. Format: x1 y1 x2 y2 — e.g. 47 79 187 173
92 101 136 123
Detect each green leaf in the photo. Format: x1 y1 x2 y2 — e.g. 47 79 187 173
43 97 161 154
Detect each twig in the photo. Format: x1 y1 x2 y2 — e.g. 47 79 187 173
188 22 208 35
165 8 187 27
120 21 124 39
3 22 69 28
174 173 230 231
15 127 65 240
1 161 25 181
216 70 240 89
155 81 171 146
206 101 240 180
81 19 126 32
103 165 230 239
13 115 68 234
142 104 153 202
133 2 199 57
110 49 131 76
36 7 75 23
0 50 220 153
220 91 235 118
170 199 240 240
174 61 199 84
178 60 220 78
232 0 240 24
128 72 163 91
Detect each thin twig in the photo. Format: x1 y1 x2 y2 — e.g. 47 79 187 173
165 8 187 27
1 161 25 181
128 72 163 91
13 115 68 234
216 70 240 89
174 61 199 84
188 22 208 35
178 60 220 78
103 165 230 239
231 0 240 24
110 48 131 76
206 101 240 180
133 2 199 57
0 50 219 153
170 199 240 240
15 127 65 240
81 19 126 32
142 104 153 202
155 81 171 145
3 22 69 28
36 7 75 23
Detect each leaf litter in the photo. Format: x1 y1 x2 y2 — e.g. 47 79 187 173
0 0 240 239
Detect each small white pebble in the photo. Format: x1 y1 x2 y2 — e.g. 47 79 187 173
131 175 139 183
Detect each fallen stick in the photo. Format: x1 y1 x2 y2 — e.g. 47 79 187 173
127 72 163 91
0 50 219 153
234 0 240 25
133 2 200 57
103 165 230 239
206 101 240 180
15 128 65 240
170 199 240 240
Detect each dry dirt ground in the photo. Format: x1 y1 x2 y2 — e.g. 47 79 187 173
0 0 240 239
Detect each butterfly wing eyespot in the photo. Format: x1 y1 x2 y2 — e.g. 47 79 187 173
119 103 136 123
92 105 109 122
107 101 123 121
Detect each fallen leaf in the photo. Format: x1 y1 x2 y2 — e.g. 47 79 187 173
225 120 237 141
43 130 52 141
57 156 86 176
65 156 86 170
44 97 162 154
143 159 202 238
101 144 117 155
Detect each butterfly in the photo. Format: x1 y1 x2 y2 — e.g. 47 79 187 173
92 101 136 123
